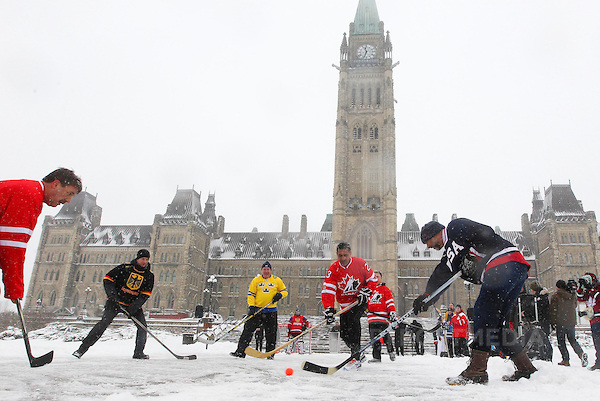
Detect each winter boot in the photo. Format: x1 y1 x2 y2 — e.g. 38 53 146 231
580 353 589 368
502 350 537 381
557 360 570 366
230 350 246 358
446 349 489 385
132 352 150 359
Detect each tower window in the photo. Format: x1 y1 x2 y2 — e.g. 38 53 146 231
376 88 381 107
353 145 362 153
351 89 356 107
369 125 379 140
369 145 378 153
353 125 362 140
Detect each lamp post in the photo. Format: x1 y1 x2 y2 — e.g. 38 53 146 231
82 287 91 317
206 275 217 316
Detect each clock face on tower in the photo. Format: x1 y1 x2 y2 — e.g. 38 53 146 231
357 44 376 59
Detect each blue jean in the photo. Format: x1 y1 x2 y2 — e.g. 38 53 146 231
472 261 528 356
556 325 584 362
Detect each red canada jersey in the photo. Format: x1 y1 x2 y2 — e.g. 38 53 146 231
367 283 396 324
0 180 44 299
321 257 378 310
288 315 309 333
450 311 469 338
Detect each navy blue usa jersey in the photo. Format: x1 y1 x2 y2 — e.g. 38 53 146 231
425 218 529 297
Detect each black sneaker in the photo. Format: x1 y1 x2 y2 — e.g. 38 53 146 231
132 353 150 360
230 351 245 358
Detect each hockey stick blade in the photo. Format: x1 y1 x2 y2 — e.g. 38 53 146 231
302 272 462 374
16 300 54 368
120 307 197 360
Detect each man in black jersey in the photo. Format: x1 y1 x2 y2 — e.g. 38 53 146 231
73 249 155 359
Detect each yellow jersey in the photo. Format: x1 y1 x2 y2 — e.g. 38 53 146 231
247 274 288 311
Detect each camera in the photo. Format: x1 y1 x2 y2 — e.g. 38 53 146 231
566 279 578 294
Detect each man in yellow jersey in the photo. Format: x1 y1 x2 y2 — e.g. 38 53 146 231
231 261 288 359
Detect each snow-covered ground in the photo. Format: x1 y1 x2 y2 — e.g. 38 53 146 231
0 323 597 401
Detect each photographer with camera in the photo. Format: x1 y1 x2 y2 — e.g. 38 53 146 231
576 272 600 371
550 280 588 367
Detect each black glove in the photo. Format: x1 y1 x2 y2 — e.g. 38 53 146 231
389 310 398 322
356 287 372 306
272 292 282 302
324 307 336 324
248 306 259 315
578 310 587 317
413 293 431 314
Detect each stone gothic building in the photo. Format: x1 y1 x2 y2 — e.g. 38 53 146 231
25 1 599 318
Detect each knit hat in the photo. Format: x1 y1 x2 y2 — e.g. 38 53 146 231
420 221 445 244
137 249 150 259
262 261 272 269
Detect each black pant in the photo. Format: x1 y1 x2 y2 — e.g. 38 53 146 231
235 311 278 354
395 325 405 355
81 299 147 355
369 322 394 360
340 303 368 353
453 337 470 357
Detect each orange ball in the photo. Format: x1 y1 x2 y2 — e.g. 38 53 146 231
285 367 294 376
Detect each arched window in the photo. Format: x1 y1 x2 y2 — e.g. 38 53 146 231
356 226 373 259
171 270 176 283
369 124 379 140
153 293 161 308
353 124 362 140
49 291 57 306
72 292 79 307
167 292 175 309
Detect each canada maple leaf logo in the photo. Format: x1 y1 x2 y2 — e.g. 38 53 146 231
340 274 360 294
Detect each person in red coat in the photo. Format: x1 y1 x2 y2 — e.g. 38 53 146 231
450 304 470 357
322 242 378 365
367 271 397 362
0 168 82 302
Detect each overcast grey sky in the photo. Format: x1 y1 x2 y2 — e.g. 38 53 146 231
1 1 600 308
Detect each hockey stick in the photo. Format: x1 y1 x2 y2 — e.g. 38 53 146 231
244 300 359 359
120 307 197 360
196 302 274 345
302 271 462 374
15 299 53 368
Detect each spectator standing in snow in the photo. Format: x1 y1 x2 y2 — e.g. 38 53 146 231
230 261 287 359
73 249 154 359
287 308 309 354
450 304 469 357
530 281 551 335
550 280 588 367
0 168 82 302
409 319 424 355
394 321 406 356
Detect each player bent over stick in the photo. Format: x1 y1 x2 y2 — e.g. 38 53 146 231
413 219 537 385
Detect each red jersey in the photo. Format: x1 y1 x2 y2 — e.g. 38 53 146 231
0 180 45 299
367 283 396 324
288 314 309 334
577 286 600 325
450 311 469 338
321 256 378 309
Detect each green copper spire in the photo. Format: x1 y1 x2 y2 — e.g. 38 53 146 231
353 0 380 35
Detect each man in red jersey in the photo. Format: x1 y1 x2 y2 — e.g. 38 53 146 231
0 168 82 301
367 271 397 362
322 242 378 364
